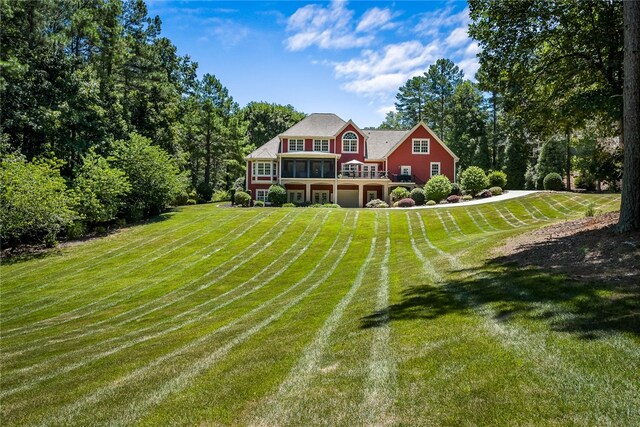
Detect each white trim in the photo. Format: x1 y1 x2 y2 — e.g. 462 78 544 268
255 189 268 202
342 131 359 153
312 190 330 204
412 138 430 154
384 122 459 161
288 139 304 152
430 161 441 177
287 190 304 203
253 161 275 177
313 139 329 152
400 165 411 176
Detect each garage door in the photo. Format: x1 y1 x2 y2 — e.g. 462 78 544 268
337 189 359 208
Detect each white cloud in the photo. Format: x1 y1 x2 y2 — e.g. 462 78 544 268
285 0 374 51
202 18 250 48
356 7 396 32
464 41 481 56
415 6 470 37
445 26 469 47
458 56 481 79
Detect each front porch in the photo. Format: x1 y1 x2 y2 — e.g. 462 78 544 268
281 180 389 207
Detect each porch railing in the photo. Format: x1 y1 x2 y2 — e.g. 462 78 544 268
338 171 389 179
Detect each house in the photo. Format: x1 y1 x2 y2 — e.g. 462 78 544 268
245 113 459 207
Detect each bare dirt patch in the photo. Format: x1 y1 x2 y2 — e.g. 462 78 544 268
496 212 640 286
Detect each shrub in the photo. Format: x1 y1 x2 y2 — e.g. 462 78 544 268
425 175 452 202
186 198 197 205
196 182 213 203
450 182 462 196
366 199 389 208
410 187 426 205
476 189 493 198
267 184 287 206
460 166 489 194
254 200 265 207
391 186 411 202
0 155 77 246
439 200 449 204
426 200 437 206
575 174 596 191
489 186 503 196
73 149 131 224
174 191 189 206
321 203 341 208
211 189 230 202
282 202 296 207
396 198 416 207
112 133 187 219
233 177 245 190
585 203 596 217
234 191 251 207
65 221 87 240
462 195 473 201
447 195 461 203
94 225 107 235
543 172 564 191
487 170 508 188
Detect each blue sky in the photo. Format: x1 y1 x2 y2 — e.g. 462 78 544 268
147 1 479 128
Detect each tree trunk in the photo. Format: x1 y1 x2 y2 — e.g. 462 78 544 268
492 91 497 169
566 130 571 190
204 124 211 186
618 0 640 232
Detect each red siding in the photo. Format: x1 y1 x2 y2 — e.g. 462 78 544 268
336 123 366 168
386 125 455 184
362 185 384 206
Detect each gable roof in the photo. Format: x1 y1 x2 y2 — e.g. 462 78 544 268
384 122 460 161
279 113 346 137
246 135 279 159
364 130 408 159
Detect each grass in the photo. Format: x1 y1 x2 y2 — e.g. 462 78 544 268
1 193 638 426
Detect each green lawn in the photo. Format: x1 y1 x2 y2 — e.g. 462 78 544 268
1 193 638 426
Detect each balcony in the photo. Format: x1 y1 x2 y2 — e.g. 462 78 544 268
338 171 390 180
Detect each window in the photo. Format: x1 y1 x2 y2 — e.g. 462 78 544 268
313 139 329 152
341 163 358 177
288 139 304 151
362 164 377 179
256 189 268 203
412 138 430 154
430 162 441 177
288 190 304 203
342 131 358 153
253 162 273 177
313 190 330 204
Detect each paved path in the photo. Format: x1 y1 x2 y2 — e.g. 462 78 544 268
396 190 539 210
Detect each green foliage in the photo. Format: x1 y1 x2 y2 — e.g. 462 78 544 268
410 187 426 206
378 111 404 130
365 199 389 208
460 166 489 194
282 202 296 208
575 174 596 191
390 186 411 202
196 182 213 203
254 200 265 207
426 200 437 206
535 139 567 189
462 195 473 201
174 191 190 206
243 102 306 148
234 191 251 207
448 81 490 170
543 173 564 191
267 184 287 206
487 171 507 188
211 190 230 202
585 203 596 217
450 182 462 196
0 155 76 245
186 199 197 205
73 149 130 224
489 186 503 196
65 221 87 240
112 133 187 219
425 175 453 202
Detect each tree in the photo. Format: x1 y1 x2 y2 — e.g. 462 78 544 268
73 149 131 224
619 0 640 231
0 155 76 245
243 102 306 148
378 110 404 130
112 132 187 219
535 138 567 189
423 58 464 140
448 81 489 170
394 76 428 128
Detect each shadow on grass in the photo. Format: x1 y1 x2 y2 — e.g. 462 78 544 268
1 211 176 266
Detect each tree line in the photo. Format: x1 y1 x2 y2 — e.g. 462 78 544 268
0 0 305 247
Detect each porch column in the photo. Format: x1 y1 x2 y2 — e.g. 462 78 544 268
305 182 311 203
358 183 363 208
333 181 338 204
384 183 390 204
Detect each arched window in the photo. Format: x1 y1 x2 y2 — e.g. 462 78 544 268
342 131 358 153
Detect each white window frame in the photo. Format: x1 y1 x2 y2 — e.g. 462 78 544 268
400 165 412 176
412 138 430 154
362 164 378 179
313 139 329 152
430 162 441 177
288 139 304 152
252 161 273 177
312 190 330 204
287 190 304 203
255 189 268 203
342 131 358 153
341 163 358 177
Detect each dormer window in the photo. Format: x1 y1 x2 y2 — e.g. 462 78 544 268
313 139 329 152
342 132 358 153
288 139 304 151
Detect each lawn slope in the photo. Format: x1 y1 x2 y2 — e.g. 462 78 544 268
1 193 638 426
